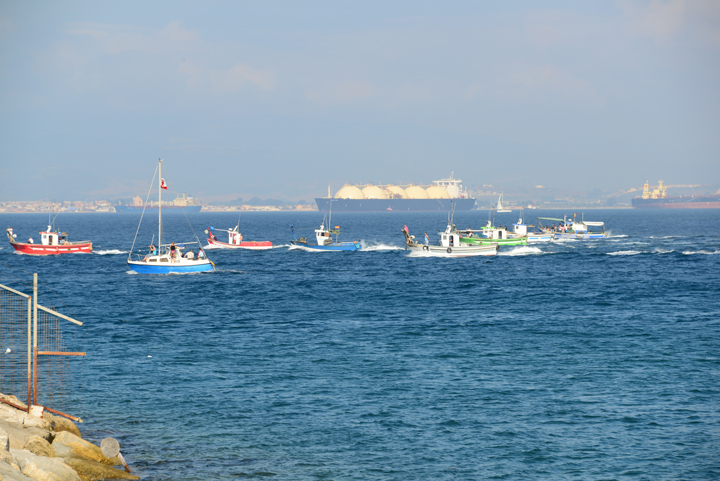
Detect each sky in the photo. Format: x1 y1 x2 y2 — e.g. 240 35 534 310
1 0 719 202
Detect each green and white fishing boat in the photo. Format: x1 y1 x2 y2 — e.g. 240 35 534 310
458 221 528 246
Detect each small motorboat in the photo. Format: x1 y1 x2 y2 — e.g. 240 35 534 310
206 225 272 250
6 207 92 255
290 216 361 251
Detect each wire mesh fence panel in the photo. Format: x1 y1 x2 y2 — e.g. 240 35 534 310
0 285 30 405
36 307 84 415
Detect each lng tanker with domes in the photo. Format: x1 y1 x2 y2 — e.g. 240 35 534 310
315 174 476 212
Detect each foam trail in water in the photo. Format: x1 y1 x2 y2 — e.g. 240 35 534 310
360 240 404 251
94 249 128 255
682 250 720 255
498 246 543 256
607 250 642 256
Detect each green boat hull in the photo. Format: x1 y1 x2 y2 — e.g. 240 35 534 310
460 236 527 246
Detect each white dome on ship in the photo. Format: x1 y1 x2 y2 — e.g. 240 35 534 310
335 184 366 199
385 185 408 199
405 185 430 199
361 185 387 199
425 186 451 199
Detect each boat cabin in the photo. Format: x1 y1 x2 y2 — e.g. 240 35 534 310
39 226 66 245
315 223 341 246
228 227 243 245
438 223 460 247
513 219 528 236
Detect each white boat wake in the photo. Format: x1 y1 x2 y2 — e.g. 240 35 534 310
94 249 128 255
498 246 543 256
607 250 642 256
288 245 340 253
682 250 720 255
360 241 404 251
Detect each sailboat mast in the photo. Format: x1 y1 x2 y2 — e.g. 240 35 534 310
158 158 162 250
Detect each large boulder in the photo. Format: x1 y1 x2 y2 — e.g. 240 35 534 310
51 432 119 466
0 421 52 450
0 459 35 481
43 415 81 439
23 436 55 458
21 461 56 481
62 458 138 481
10 449 80 481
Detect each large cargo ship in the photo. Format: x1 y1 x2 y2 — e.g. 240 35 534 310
631 181 720 209
315 175 476 212
115 193 203 213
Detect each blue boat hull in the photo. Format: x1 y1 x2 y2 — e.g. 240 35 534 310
554 233 606 239
127 261 214 274
291 241 361 251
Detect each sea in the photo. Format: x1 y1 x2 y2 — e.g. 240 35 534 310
1 209 719 480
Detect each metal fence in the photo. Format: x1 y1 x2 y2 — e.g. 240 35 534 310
0 274 85 421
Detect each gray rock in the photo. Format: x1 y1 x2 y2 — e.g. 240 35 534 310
0 448 20 469
0 426 9 451
10 450 80 481
0 421 51 451
0 459 35 481
22 437 54 458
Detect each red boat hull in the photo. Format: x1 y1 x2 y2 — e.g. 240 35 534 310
10 242 93 255
206 238 272 250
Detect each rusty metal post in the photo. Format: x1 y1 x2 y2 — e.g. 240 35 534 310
27 295 31 409
32 273 37 406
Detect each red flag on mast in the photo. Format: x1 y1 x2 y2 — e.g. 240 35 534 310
160 178 168 190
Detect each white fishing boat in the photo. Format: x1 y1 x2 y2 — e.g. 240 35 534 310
496 192 512 213
402 222 498 257
538 215 607 239
511 207 553 242
126 159 214 274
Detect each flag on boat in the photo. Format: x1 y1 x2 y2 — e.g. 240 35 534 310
161 178 168 190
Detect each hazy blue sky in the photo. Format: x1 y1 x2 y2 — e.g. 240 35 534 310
1 1 718 201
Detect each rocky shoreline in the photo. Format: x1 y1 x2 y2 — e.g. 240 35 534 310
1 393 138 481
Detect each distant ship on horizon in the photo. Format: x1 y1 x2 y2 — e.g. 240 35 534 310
631 181 720 209
315 174 476 212
115 193 203 213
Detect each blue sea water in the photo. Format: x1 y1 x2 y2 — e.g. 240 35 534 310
1 209 719 480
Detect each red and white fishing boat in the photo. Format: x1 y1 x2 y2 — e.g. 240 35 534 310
6 226 92 255
206 225 272 250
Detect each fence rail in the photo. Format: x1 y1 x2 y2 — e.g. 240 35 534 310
0 274 85 421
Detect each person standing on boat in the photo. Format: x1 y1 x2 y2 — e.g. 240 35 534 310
424 232 429 245
170 242 177 261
